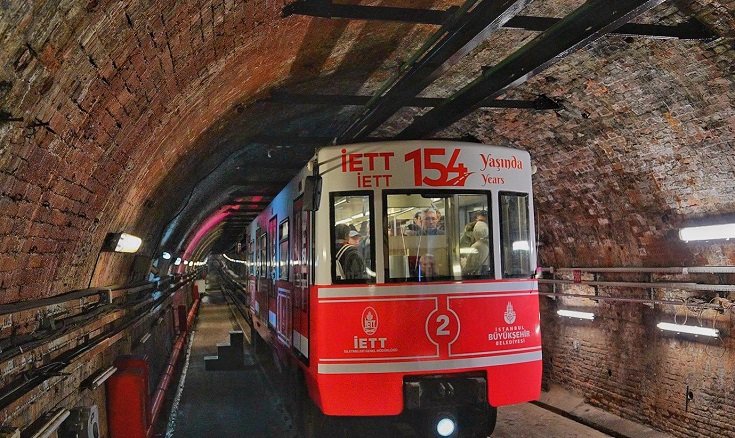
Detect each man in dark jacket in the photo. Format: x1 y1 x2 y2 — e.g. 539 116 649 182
335 224 366 280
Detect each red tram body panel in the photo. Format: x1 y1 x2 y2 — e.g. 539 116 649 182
309 280 541 415
233 141 540 430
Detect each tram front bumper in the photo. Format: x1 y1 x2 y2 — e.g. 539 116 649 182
404 375 487 410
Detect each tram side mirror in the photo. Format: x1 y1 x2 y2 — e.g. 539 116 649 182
303 175 322 211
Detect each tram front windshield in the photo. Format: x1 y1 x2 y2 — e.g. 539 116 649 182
385 193 491 282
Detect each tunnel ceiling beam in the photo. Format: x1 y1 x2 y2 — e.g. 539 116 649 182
336 0 533 143
283 1 454 25
284 1 714 40
397 0 668 140
267 92 560 110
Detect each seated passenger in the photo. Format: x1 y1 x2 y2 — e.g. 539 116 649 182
418 254 436 281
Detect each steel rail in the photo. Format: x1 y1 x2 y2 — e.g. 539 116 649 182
539 278 735 292
540 266 735 274
539 292 728 311
0 271 200 412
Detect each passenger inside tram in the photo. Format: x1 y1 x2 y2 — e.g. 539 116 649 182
385 193 491 281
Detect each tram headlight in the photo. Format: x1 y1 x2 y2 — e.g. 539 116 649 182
434 413 457 437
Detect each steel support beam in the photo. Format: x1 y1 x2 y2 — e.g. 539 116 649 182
338 0 533 143
505 16 715 40
283 0 454 24
284 1 714 40
397 0 667 140
267 92 559 110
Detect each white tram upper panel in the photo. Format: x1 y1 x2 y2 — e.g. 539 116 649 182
317 141 532 193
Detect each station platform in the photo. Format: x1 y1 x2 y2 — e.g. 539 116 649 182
161 273 670 438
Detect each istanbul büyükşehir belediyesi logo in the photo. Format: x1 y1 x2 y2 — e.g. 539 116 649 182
362 306 378 335
504 301 517 325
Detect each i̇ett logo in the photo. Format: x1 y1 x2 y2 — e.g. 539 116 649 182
362 307 378 335
503 302 517 325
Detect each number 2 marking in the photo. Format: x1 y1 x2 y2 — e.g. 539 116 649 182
436 315 450 336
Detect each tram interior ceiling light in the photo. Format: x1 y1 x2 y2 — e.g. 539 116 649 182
656 322 719 337
512 240 530 251
101 233 143 253
557 310 595 320
162 252 172 260
174 258 182 266
679 223 735 241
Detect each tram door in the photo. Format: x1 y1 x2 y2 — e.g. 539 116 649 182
292 196 310 360
256 230 269 325
268 216 277 329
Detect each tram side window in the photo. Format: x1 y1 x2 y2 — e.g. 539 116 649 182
279 220 289 281
499 192 532 278
330 193 375 283
258 232 267 277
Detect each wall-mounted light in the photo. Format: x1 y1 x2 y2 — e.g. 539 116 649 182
102 233 143 253
162 252 171 260
32 408 71 438
557 309 595 320
174 257 182 266
656 322 719 337
84 366 117 390
679 223 735 242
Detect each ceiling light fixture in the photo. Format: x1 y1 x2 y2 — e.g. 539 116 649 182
557 309 595 320
162 252 171 260
101 233 143 253
656 322 719 337
679 223 735 242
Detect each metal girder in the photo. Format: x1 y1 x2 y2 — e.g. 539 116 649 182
397 0 667 140
267 92 559 110
505 16 715 40
283 0 454 24
337 0 533 143
284 1 714 40
249 135 335 146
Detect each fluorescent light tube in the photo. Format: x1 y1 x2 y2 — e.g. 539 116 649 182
679 223 735 241
557 310 595 320
656 322 719 337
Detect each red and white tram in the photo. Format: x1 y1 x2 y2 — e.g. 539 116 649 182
241 141 540 437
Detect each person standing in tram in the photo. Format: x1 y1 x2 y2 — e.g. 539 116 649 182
420 208 443 235
334 224 367 280
464 220 490 276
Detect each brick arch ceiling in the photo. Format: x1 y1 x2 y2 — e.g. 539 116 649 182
0 1 734 303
